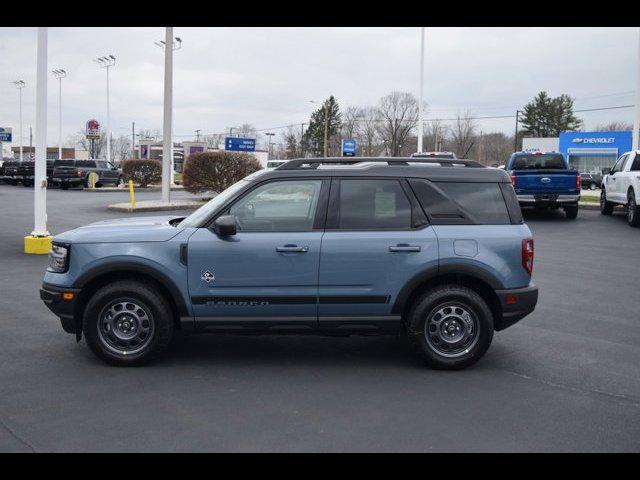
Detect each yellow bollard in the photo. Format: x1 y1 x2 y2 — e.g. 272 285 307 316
90 172 97 190
129 180 136 210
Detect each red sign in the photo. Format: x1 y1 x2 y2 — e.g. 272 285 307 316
85 119 100 139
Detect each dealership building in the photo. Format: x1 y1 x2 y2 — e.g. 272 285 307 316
522 131 632 173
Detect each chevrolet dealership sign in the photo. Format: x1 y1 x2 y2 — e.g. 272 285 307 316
571 137 615 144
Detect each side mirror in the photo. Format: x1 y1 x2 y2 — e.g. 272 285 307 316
602 167 611 175
213 215 237 236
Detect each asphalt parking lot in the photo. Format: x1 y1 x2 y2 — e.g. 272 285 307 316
1 183 639 452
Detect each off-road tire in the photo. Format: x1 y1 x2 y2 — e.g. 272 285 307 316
406 285 494 370
627 190 640 227
82 280 174 366
600 188 614 215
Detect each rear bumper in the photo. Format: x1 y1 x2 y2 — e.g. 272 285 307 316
517 194 580 205
40 283 81 334
494 284 538 331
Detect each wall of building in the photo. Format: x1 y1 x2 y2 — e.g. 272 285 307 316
559 131 631 173
521 137 559 152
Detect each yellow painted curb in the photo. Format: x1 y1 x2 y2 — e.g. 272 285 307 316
24 235 52 255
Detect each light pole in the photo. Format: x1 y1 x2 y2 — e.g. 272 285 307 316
156 30 182 199
417 27 425 154
24 27 51 254
310 100 329 157
94 55 116 162
12 80 25 162
51 69 66 159
265 132 275 159
514 109 521 151
633 28 640 151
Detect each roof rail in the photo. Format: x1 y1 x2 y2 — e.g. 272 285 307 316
276 157 484 170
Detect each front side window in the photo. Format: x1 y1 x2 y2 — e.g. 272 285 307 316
229 180 322 232
336 179 412 229
630 154 640 172
611 155 626 174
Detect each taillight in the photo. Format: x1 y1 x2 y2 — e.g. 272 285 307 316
77 169 83 177
510 174 516 186
522 239 534 275
576 175 581 189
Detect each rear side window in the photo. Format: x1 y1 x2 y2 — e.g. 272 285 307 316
409 178 514 225
631 155 640 172
512 154 565 170
336 179 412 229
54 160 75 167
436 183 511 224
76 161 96 168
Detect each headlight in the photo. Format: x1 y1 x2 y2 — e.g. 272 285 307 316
48 244 69 273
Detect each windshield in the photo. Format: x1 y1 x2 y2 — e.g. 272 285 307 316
178 180 250 228
512 154 565 170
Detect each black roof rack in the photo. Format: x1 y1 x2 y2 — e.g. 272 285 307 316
276 157 484 170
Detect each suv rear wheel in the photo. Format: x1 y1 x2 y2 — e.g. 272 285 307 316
82 280 174 366
627 190 640 227
406 285 494 370
600 188 614 215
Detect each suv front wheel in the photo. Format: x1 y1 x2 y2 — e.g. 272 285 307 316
627 190 640 227
406 285 494 370
82 280 174 366
600 188 614 215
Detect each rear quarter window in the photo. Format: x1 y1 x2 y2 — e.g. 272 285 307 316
409 179 515 225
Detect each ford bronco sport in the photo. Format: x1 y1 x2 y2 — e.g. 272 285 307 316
41 157 538 369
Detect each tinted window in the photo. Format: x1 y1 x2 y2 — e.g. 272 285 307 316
337 179 411 229
435 182 511 224
76 161 96 168
512 154 565 170
229 180 322 232
631 154 640 172
95 161 109 169
54 160 75 167
611 155 626 174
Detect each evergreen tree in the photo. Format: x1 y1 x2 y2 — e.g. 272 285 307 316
303 96 342 156
520 91 582 137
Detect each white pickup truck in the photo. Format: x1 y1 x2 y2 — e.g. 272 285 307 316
600 151 640 226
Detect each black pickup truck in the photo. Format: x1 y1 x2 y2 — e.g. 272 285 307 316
17 160 56 187
2 161 22 185
52 160 122 189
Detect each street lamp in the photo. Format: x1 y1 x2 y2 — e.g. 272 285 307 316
156 30 182 200
310 100 329 158
12 80 25 162
51 69 67 160
417 27 425 154
94 55 116 163
265 132 275 160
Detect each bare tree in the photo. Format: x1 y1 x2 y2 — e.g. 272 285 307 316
424 119 447 151
357 106 380 156
341 106 361 140
594 121 633 131
375 92 420 156
471 132 513 166
450 112 477 158
112 135 132 164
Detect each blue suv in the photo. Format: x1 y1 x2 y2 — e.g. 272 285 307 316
40 158 538 369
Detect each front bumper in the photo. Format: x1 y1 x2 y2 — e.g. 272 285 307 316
494 283 538 331
517 194 580 205
40 282 81 334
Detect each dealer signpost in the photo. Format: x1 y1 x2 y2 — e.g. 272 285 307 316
85 119 100 159
0 127 12 157
225 137 256 152
342 139 356 157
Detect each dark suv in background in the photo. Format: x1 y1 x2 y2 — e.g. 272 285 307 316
52 160 122 189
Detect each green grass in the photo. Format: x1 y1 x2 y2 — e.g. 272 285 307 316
581 194 599 203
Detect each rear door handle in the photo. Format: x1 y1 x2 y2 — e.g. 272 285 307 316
389 244 421 253
276 245 309 253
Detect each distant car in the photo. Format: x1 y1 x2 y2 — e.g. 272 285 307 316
16 160 56 187
2 160 22 185
580 173 602 190
52 159 122 189
411 151 458 159
600 151 640 227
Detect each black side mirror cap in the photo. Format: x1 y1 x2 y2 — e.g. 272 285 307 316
213 215 237 236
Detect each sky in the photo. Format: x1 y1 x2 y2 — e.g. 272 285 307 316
0 26 638 154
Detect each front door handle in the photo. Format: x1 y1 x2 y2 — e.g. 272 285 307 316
389 244 421 253
276 245 309 253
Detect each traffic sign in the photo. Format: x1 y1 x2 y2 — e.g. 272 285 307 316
0 127 13 142
342 139 356 157
225 137 256 152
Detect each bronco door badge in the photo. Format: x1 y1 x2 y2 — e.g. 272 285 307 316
201 270 215 283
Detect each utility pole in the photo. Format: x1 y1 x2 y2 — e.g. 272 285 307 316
323 103 329 158
25 27 51 253
94 55 116 162
195 129 201 142
265 132 275 159
52 69 66 159
478 129 484 165
12 80 25 161
131 122 135 158
418 27 425 153
514 110 521 151
634 28 640 151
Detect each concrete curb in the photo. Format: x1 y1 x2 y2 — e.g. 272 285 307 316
84 185 185 193
107 199 207 212
579 202 600 210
